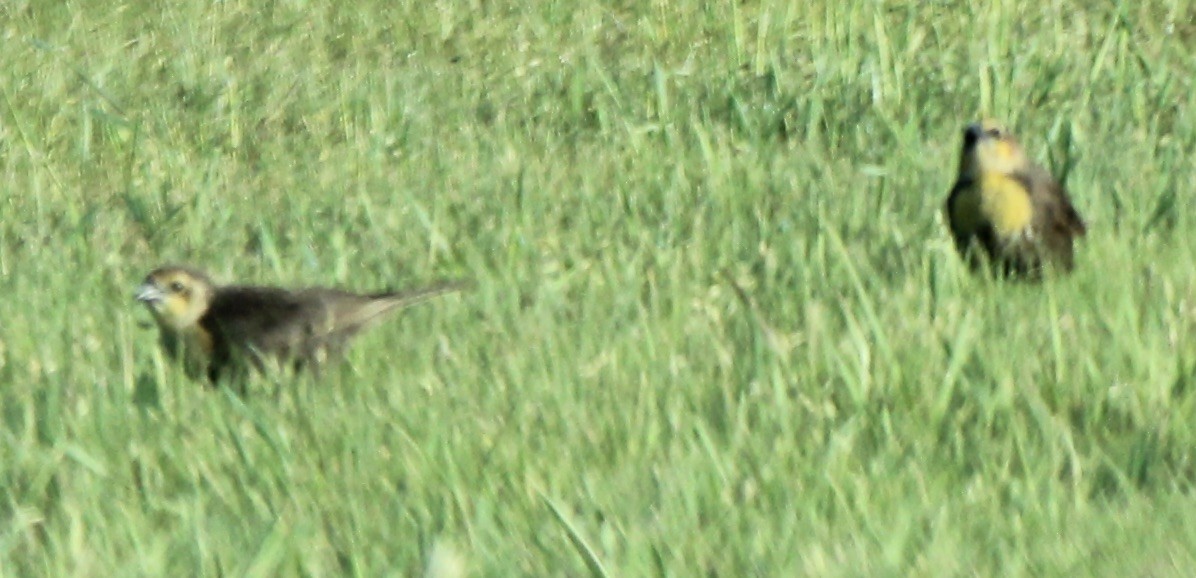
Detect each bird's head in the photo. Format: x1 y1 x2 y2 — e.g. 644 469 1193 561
135 266 215 332
958 119 1028 180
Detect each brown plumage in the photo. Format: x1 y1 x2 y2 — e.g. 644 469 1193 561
944 119 1087 278
134 265 468 383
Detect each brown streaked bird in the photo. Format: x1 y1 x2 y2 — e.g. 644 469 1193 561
944 119 1087 278
134 265 468 384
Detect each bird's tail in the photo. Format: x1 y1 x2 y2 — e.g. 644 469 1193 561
336 280 471 329
369 280 473 308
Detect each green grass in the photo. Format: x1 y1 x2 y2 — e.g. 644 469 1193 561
4 0 1196 575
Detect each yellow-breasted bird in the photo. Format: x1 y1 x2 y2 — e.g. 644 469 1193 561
135 265 468 383
944 120 1087 278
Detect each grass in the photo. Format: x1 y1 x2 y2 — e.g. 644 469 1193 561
3 0 1196 575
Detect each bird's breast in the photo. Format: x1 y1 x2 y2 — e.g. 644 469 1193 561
154 320 216 379
978 174 1034 237
175 325 215 367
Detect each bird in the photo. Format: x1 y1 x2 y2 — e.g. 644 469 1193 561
944 119 1087 279
134 265 468 384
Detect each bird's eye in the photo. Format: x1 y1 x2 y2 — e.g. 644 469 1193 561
986 128 1002 138
169 281 186 293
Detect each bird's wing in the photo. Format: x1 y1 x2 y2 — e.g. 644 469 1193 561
1019 165 1086 238
1010 166 1085 271
944 178 974 250
201 286 329 363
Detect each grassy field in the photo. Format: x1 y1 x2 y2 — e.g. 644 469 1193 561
4 0 1196 575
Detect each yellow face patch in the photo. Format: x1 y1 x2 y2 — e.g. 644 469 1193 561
138 269 214 334
157 291 196 326
973 137 1025 176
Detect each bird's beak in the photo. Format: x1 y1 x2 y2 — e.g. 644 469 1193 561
963 123 984 146
135 282 165 304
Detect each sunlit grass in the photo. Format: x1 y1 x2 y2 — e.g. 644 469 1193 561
3 0 1196 575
